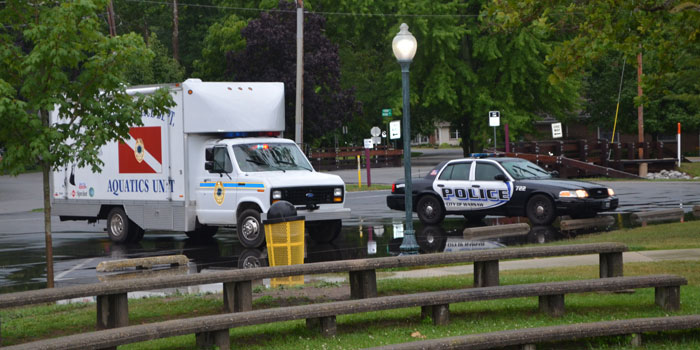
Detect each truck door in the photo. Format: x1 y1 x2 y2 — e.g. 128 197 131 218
196 146 237 224
470 161 512 211
432 161 473 212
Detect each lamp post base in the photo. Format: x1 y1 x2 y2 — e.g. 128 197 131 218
399 229 419 255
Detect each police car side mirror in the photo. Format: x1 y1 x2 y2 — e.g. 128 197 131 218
205 147 214 162
494 174 508 182
205 161 214 172
550 170 560 178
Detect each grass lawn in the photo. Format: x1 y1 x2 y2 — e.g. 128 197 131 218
1 222 700 349
345 184 392 192
680 162 700 178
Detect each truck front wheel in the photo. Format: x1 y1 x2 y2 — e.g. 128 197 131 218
107 207 141 244
307 220 342 243
237 209 265 248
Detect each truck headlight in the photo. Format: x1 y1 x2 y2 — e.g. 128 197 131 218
272 190 282 200
333 187 343 202
559 190 588 198
607 188 615 196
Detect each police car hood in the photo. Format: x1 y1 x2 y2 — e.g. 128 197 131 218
257 170 344 188
517 178 607 190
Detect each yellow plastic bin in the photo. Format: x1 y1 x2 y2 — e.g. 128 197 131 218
263 201 305 287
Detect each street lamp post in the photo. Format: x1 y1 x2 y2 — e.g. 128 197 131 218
392 23 419 255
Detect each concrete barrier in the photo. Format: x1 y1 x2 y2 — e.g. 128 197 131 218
560 216 615 231
463 223 531 240
630 209 684 226
96 255 189 272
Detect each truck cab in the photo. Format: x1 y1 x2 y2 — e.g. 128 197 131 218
196 137 348 248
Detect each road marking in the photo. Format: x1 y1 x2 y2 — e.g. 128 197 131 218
56 258 96 281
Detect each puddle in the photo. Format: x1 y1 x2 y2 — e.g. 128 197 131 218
1 211 695 295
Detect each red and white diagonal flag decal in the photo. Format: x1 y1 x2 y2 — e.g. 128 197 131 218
118 126 163 173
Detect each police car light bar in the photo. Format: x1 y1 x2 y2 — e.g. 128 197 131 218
469 153 498 158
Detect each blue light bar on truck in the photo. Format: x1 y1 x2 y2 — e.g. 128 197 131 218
220 131 281 138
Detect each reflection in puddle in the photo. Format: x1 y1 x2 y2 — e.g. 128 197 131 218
1 211 696 294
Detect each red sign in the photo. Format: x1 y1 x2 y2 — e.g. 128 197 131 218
118 126 162 173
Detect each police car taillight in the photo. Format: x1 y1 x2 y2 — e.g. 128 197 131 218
392 183 396 193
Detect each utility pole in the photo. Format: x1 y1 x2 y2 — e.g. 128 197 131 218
172 0 180 62
637 48 647 176
637 50 644 158
294 0 304 147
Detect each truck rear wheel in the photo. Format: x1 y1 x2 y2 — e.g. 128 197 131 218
237 209 265 248
107 207 140 244
307 220 342 243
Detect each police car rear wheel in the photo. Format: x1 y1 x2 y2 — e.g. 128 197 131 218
237 209 265 248
417 195 445 225
107 207 131 243
526 194 556 225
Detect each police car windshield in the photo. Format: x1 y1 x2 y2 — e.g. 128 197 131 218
500 160 552 180
232 143 313 172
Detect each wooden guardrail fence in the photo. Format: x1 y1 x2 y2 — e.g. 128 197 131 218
0 243 627 348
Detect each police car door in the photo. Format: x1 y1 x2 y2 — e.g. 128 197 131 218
470 160 512 211
196 146 237 225
433 161 474 212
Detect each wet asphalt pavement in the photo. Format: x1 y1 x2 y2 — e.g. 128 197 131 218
1 150 700 293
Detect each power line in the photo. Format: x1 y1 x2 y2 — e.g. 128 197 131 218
122 0 481 18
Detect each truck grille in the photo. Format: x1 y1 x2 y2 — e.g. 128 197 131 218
278 187 337 205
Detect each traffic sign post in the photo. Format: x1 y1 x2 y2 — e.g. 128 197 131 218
489 111 500 149
551 122 563 139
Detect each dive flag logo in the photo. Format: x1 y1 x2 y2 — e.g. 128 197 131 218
118 126 163 173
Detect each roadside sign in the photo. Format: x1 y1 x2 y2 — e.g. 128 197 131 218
551 122 563 138
389 120 401 139
393 223 404 238
489 111 500 127
381 130 387 138
382 109 392 117
370 126 381 137
371 136 381 145
363 138 373 149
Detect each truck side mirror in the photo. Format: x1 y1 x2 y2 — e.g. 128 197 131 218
205 147 214 162
494 174 508 182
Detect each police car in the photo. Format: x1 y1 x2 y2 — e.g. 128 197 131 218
386 156 618 225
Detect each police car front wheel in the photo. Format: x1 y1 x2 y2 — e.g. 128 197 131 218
526 194 556 225
416 195 445 225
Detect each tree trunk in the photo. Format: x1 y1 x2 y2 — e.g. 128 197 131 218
172 0 179 62
41 109 54 288
460 115 472 157
107 1 117 37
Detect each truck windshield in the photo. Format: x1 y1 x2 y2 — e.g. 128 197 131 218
232 143 313 172
500 160 552 180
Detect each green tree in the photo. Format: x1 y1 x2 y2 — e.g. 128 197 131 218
227 1 362 144
123 33 186 85
192 14 248 81
318 0 580 153
486 0 700 138
0 0 173 287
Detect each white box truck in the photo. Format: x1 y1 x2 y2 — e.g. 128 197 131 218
51 79 350 248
